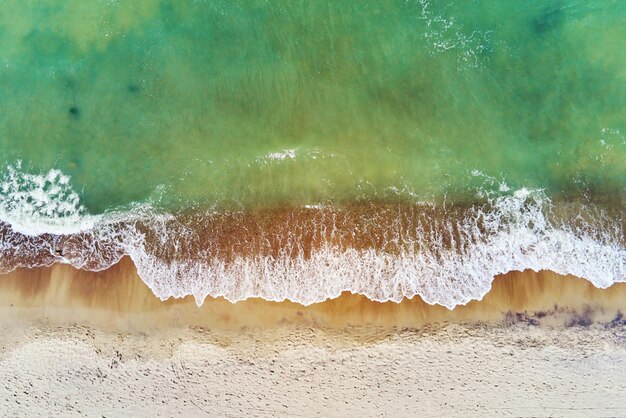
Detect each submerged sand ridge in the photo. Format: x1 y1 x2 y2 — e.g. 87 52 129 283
0 257 624 331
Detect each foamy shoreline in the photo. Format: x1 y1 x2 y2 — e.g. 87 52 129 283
2 188 624 309
1 259 625 330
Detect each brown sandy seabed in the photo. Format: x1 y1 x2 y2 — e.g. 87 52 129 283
4 200 623 275
0 258 625 416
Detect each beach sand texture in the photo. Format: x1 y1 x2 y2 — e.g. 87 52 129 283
1 259 625 330
1 264 626 416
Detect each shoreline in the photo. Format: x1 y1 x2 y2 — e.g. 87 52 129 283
2 194 622 309
1 257 624 332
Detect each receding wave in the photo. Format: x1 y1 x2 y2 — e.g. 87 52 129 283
0 164 624 308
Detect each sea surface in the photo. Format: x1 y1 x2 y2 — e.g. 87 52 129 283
0 0 624 307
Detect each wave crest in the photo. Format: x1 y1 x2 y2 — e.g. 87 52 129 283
0 162 100 235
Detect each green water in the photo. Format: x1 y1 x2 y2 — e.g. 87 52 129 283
0 0 624 213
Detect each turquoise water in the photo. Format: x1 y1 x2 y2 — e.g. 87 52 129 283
0 1 624 307
0 0 624 213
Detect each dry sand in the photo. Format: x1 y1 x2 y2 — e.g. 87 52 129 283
1 261 626 416
2 322 626 417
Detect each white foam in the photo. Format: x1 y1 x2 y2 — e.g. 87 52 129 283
265 149 297 161
253 148 339 166
0 162 623 308
416 0 501 69
0 162 100 235
126 189 624 308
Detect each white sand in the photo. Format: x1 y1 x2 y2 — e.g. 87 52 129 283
2 322 626 417
2 266 626 416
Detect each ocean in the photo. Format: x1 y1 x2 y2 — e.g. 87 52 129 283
0 0 624 308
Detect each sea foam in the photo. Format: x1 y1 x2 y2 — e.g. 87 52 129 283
0 164 623 309
0 162 100 236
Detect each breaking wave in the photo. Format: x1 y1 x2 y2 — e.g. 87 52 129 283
0 164 624 309
0 161 101 235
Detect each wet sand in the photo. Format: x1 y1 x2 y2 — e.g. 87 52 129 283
0 257 624 331
1 261 626 416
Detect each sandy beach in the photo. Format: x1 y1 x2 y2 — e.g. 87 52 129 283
2 321 626 417
2 258 626 330
1 261 626 416
1 1 624 416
